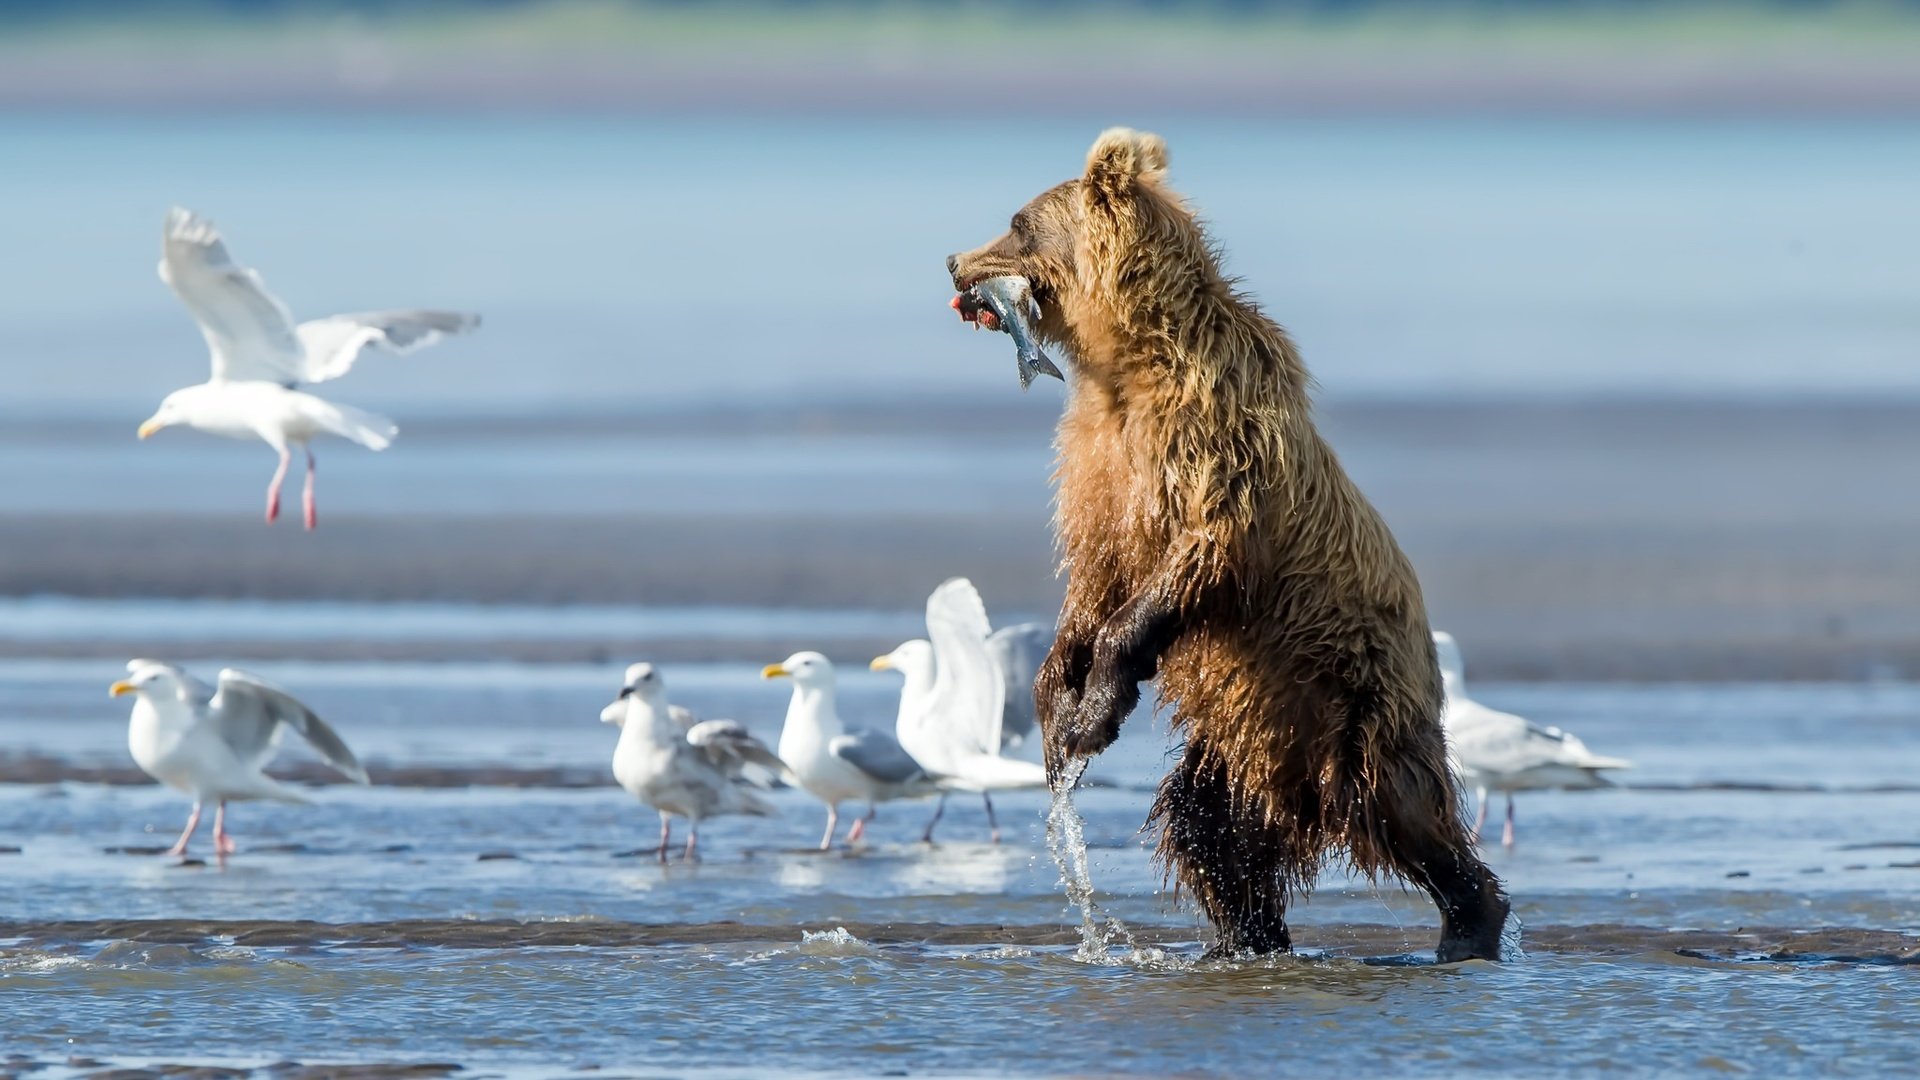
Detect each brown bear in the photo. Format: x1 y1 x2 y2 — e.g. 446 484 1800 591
946 128 1509 962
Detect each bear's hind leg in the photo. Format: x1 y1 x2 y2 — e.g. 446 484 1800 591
1419 847 1510 963
1154 740 1294 958
1373 766 1510 962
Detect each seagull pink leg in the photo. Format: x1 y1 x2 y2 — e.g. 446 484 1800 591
213 800 237 856
1501 793 1516 850
265 449 290 524
684 822 700 862
301 446 317 531
846 805 875 845
167 802 203 857
656 812 671 863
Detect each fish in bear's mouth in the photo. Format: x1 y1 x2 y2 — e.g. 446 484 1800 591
948 275 1063 391
950 275 1050 332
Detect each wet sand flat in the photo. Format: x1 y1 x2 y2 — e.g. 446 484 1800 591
9 400 1920 680
5 917 1916 964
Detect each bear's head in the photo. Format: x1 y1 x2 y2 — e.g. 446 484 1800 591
946 128 1181 356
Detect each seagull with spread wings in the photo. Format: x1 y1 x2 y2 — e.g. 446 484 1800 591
110 659 370 857
872 578 1048 843
137 207 479 529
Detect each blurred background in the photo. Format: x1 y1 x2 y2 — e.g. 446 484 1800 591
3 0 1920 678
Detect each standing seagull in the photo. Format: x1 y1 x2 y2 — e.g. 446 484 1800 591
600 662 788 861
872 578 1047 843
109 659 369 857
763 652 937 850
1435 631 1631 848
137 207 479 529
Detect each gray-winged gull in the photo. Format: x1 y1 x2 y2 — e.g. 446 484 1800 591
763 651 937 850
1435 631 1631 847
601 662 788 860
110 659 369 857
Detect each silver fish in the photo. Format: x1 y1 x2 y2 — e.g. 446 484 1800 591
963 276 1063 391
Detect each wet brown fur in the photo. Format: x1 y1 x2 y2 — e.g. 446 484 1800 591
947 129 1508 960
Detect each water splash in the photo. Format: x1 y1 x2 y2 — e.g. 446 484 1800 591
1044 758 1142 964
1498 910 1527 963
796 927 873 956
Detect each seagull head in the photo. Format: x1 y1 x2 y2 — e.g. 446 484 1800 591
763 651 834 688
137 390 194 440
603 661 667 721
110 659 183 701
870 640 934 681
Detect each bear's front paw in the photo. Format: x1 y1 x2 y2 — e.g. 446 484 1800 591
1058 682 1127 759
1045 714 1117 783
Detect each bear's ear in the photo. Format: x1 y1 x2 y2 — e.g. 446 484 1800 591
1085 127 1169 185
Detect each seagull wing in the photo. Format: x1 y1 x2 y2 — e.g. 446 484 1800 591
685 718 794 785
1446 696 1629 783
985 622 1052 747
830 730 927 785
295 310 480 383
925 577 1005 757
1444 697 1542 778
212 669 370 783
158 208 305 385
1529 724 1633 772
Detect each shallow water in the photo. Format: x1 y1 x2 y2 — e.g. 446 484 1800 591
3 661 1919 1074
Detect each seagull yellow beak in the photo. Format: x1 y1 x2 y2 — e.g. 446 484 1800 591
869 656 893 672
109 680 137 697
761 663 790 680
137 420 162 440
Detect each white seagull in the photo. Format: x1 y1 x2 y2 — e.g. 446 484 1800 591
138 207 479 529
110 659 369 857
600 662 788 861
1435 631 1631 848
763 651 937 850
871 578 1047 843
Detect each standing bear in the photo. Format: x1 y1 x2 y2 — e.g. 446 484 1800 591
946 129 1509 961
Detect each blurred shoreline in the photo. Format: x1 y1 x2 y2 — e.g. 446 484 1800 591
8 4 1920 116
6 397 1920 683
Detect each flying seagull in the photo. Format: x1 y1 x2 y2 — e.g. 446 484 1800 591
137 207 479 529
